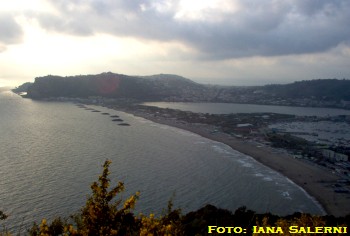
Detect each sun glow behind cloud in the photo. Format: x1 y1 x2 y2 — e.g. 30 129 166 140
141 0 240 22
174 0 240 21
1 15 196 85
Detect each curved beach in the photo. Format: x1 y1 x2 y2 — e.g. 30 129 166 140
116 107 350 217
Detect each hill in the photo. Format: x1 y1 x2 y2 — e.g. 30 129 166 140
24 72 208 101
16 73 350 109
12 82 33 93
262 79 350 101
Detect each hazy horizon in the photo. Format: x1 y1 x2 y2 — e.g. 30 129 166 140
1 0 350 87
4 72 350 89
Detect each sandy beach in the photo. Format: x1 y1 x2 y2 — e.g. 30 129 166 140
115 106 350 217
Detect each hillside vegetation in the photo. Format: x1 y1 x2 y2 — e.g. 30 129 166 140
14 73 350 108
23 72 207 101
262 79 350 101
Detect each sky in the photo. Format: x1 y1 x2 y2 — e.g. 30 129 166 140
1 0 350 87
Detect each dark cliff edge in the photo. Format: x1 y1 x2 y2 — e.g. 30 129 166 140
11 82 32 95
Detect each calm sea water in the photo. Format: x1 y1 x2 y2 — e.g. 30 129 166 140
0 91 324 232
143 102 350 116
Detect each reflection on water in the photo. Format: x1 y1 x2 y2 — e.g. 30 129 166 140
0 91 324 231
143 102 350 116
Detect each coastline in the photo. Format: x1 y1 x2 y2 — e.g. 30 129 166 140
113 106 350 217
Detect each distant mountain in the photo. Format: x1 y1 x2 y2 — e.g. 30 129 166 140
24 72 208 101
261 79 350 101
209 79 350 108
137 74 196 84
217 79 350 109
17 73 350 109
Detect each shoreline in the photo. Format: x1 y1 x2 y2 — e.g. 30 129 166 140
113 106 350 217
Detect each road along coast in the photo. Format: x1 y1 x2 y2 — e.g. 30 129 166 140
111 105 350 217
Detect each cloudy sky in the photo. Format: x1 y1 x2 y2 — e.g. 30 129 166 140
1 0 350 87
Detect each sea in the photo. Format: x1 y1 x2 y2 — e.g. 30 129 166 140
0 90 326 232
143 102 350 116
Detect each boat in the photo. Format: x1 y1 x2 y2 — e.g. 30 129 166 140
118 123 130 126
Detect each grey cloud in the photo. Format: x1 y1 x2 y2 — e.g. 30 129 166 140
183 0 350 59
35 13 93 35
294 0 344 15
36 0 350 59
0 14 23 44
38 0 179 39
